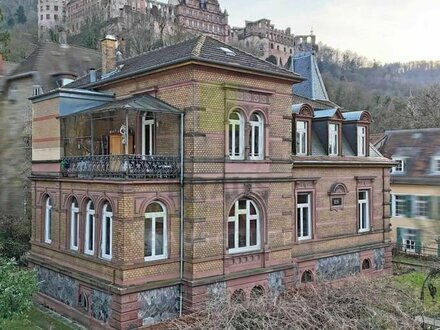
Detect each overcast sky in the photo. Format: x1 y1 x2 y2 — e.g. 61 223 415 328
219 0 440 64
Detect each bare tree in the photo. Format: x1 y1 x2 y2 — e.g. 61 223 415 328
171 276 424 330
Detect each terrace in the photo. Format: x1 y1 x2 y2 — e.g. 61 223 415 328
60 95 183 180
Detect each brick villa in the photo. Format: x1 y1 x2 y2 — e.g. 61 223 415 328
29 35 393 329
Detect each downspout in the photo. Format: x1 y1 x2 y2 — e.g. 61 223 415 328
382 168 384 243
179 111 185 317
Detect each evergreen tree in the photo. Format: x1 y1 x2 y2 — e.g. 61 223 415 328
0 8 10 59
14 5 27 25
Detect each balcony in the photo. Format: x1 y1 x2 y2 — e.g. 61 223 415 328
59 94 183 181
62 155 180 180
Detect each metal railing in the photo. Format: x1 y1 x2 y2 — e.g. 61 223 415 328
61 155 180 180
392 243 440 259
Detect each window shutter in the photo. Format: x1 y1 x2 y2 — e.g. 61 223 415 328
435 196 440 220
427 196 433 220
415 230 422 254
404 195 412 217
396 227 402 250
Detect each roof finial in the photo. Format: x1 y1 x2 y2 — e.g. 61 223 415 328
310 27 314 35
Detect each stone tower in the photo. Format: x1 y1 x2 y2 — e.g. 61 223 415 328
38 0 67 41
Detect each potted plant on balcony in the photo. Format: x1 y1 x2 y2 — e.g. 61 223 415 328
60 158 70 177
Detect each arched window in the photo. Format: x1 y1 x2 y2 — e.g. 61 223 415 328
362 259 371 270
145 202 167 261
44 196 52 244
249 113 264 160
70 198 79 250
250 285 264 300
84 200 95 255
78 292 89 312
228 111 244 160
228 199 260 253
231 289 245 303
100 202 112 260
301 270 314 283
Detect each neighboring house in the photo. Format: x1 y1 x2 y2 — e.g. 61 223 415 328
0 42 101 219
29 35 393 329
378 128 440 256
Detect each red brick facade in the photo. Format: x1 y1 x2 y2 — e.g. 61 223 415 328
29 52 393 329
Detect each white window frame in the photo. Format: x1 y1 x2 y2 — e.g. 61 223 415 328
249 113 264 160
328 123 339 156
228 111 244 160
431 156 440 174
297 193 312 240
358 190 370 232
100 203 113 260
357 126 366 157
142 114 155 156
44 197 52 244
144 202 168 261
296 120 308 155
84 200 95 256
391 194 406 217
70 199 79 251
228 199 260 254
391 157 405 174
401 228 417 253
414 195 428 219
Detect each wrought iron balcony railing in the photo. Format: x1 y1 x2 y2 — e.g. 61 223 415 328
61 155 180 180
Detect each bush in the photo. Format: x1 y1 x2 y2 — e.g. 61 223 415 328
0 212 30 260
0 258 38 319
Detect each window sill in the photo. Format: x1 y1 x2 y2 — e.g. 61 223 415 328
84 250 94 256
358 229 370 234
100 255 112 261
144 255 168 262
228 246 260 254
297 237 312 242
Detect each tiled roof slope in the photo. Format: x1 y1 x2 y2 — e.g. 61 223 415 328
292 53 329 101
9 42 101 93
379 128 440 184
68 35 303 88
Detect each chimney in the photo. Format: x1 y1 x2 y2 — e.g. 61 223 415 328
101 35 117 75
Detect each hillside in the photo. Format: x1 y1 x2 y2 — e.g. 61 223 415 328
316 44 440 132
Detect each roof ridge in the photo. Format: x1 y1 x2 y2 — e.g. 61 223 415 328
191 35 206 57
122 36 201 65
204 36 301 77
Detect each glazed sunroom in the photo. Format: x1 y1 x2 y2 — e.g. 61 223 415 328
59 95 183 180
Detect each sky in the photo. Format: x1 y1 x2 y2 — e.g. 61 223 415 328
219 0 440 64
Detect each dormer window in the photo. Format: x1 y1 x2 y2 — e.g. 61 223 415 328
391 157 405 174
431 156 440 174
357 126 366 156
296 120 308 155
33 85 43 96
328 123 339 156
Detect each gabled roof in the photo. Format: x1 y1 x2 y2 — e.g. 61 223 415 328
67 35 303 89
292 53 329 101
379 128 440 184
8 42 101 93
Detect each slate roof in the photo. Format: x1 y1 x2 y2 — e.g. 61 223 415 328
8 42 101 93
292 53 330 101
378 128 440 184
67 35 303 89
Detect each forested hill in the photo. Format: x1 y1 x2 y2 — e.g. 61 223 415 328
316 44 440 132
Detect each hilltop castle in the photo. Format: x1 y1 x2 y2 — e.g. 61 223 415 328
37 0 315 67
